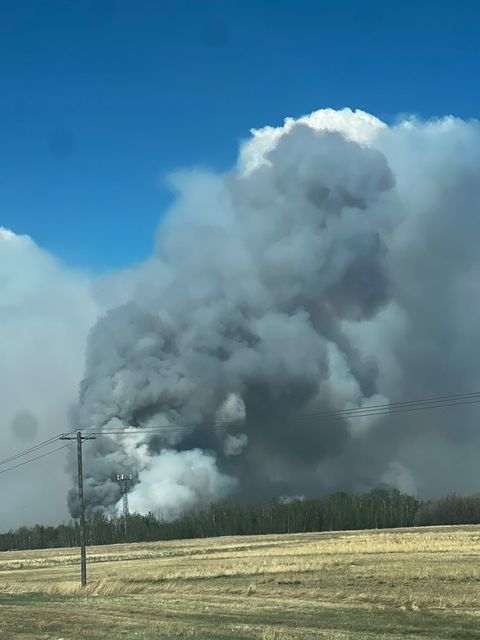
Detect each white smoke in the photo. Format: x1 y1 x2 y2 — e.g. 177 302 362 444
122 449 237 520
0 228 98 528
224 433 248 457
380 461 417 497
239 108 386 174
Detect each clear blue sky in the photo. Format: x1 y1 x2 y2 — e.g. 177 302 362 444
1 0 479 270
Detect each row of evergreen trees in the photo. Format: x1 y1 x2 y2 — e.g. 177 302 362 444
1 490 478 552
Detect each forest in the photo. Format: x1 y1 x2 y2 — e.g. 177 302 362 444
1 490 479 552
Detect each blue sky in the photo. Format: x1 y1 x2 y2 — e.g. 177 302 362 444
1 0 479 271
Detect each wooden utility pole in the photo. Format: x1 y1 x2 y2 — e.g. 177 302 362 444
60 431 96 586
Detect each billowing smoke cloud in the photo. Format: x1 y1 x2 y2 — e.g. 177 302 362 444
4 107 479 529
0 228 98 529
127 449 237 520
67 108 480 521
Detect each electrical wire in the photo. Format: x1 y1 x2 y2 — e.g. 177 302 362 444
0 435 64 467
0 428 79 468
82 390 480 436
3 390 480 465
0 442 75 476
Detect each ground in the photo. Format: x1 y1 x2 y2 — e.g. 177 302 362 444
0 525 479 639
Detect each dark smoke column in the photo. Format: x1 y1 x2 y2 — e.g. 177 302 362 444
69 108 398 519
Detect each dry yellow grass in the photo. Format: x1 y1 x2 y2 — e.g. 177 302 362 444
1 525 479 639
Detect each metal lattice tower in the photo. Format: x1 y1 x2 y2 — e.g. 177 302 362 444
116 473 133 536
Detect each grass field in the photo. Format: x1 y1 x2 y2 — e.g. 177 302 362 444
0 525 479 639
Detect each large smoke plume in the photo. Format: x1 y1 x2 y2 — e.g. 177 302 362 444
55 109 480 518
5 108 479 531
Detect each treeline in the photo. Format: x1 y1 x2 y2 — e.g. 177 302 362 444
1 490 479 552
413 495 480 526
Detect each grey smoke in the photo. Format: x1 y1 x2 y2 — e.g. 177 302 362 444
71 109 480 517
68 110 480 515
4 107 480 529
69 111 401 519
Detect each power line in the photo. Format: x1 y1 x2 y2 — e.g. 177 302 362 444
298 399 480 420
87 398 480 436
0 435 62 467
309 391 480 417
0 442 75 476
3 390 480 467
80 426 188 433
80 390 480 436
0 427 81 468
